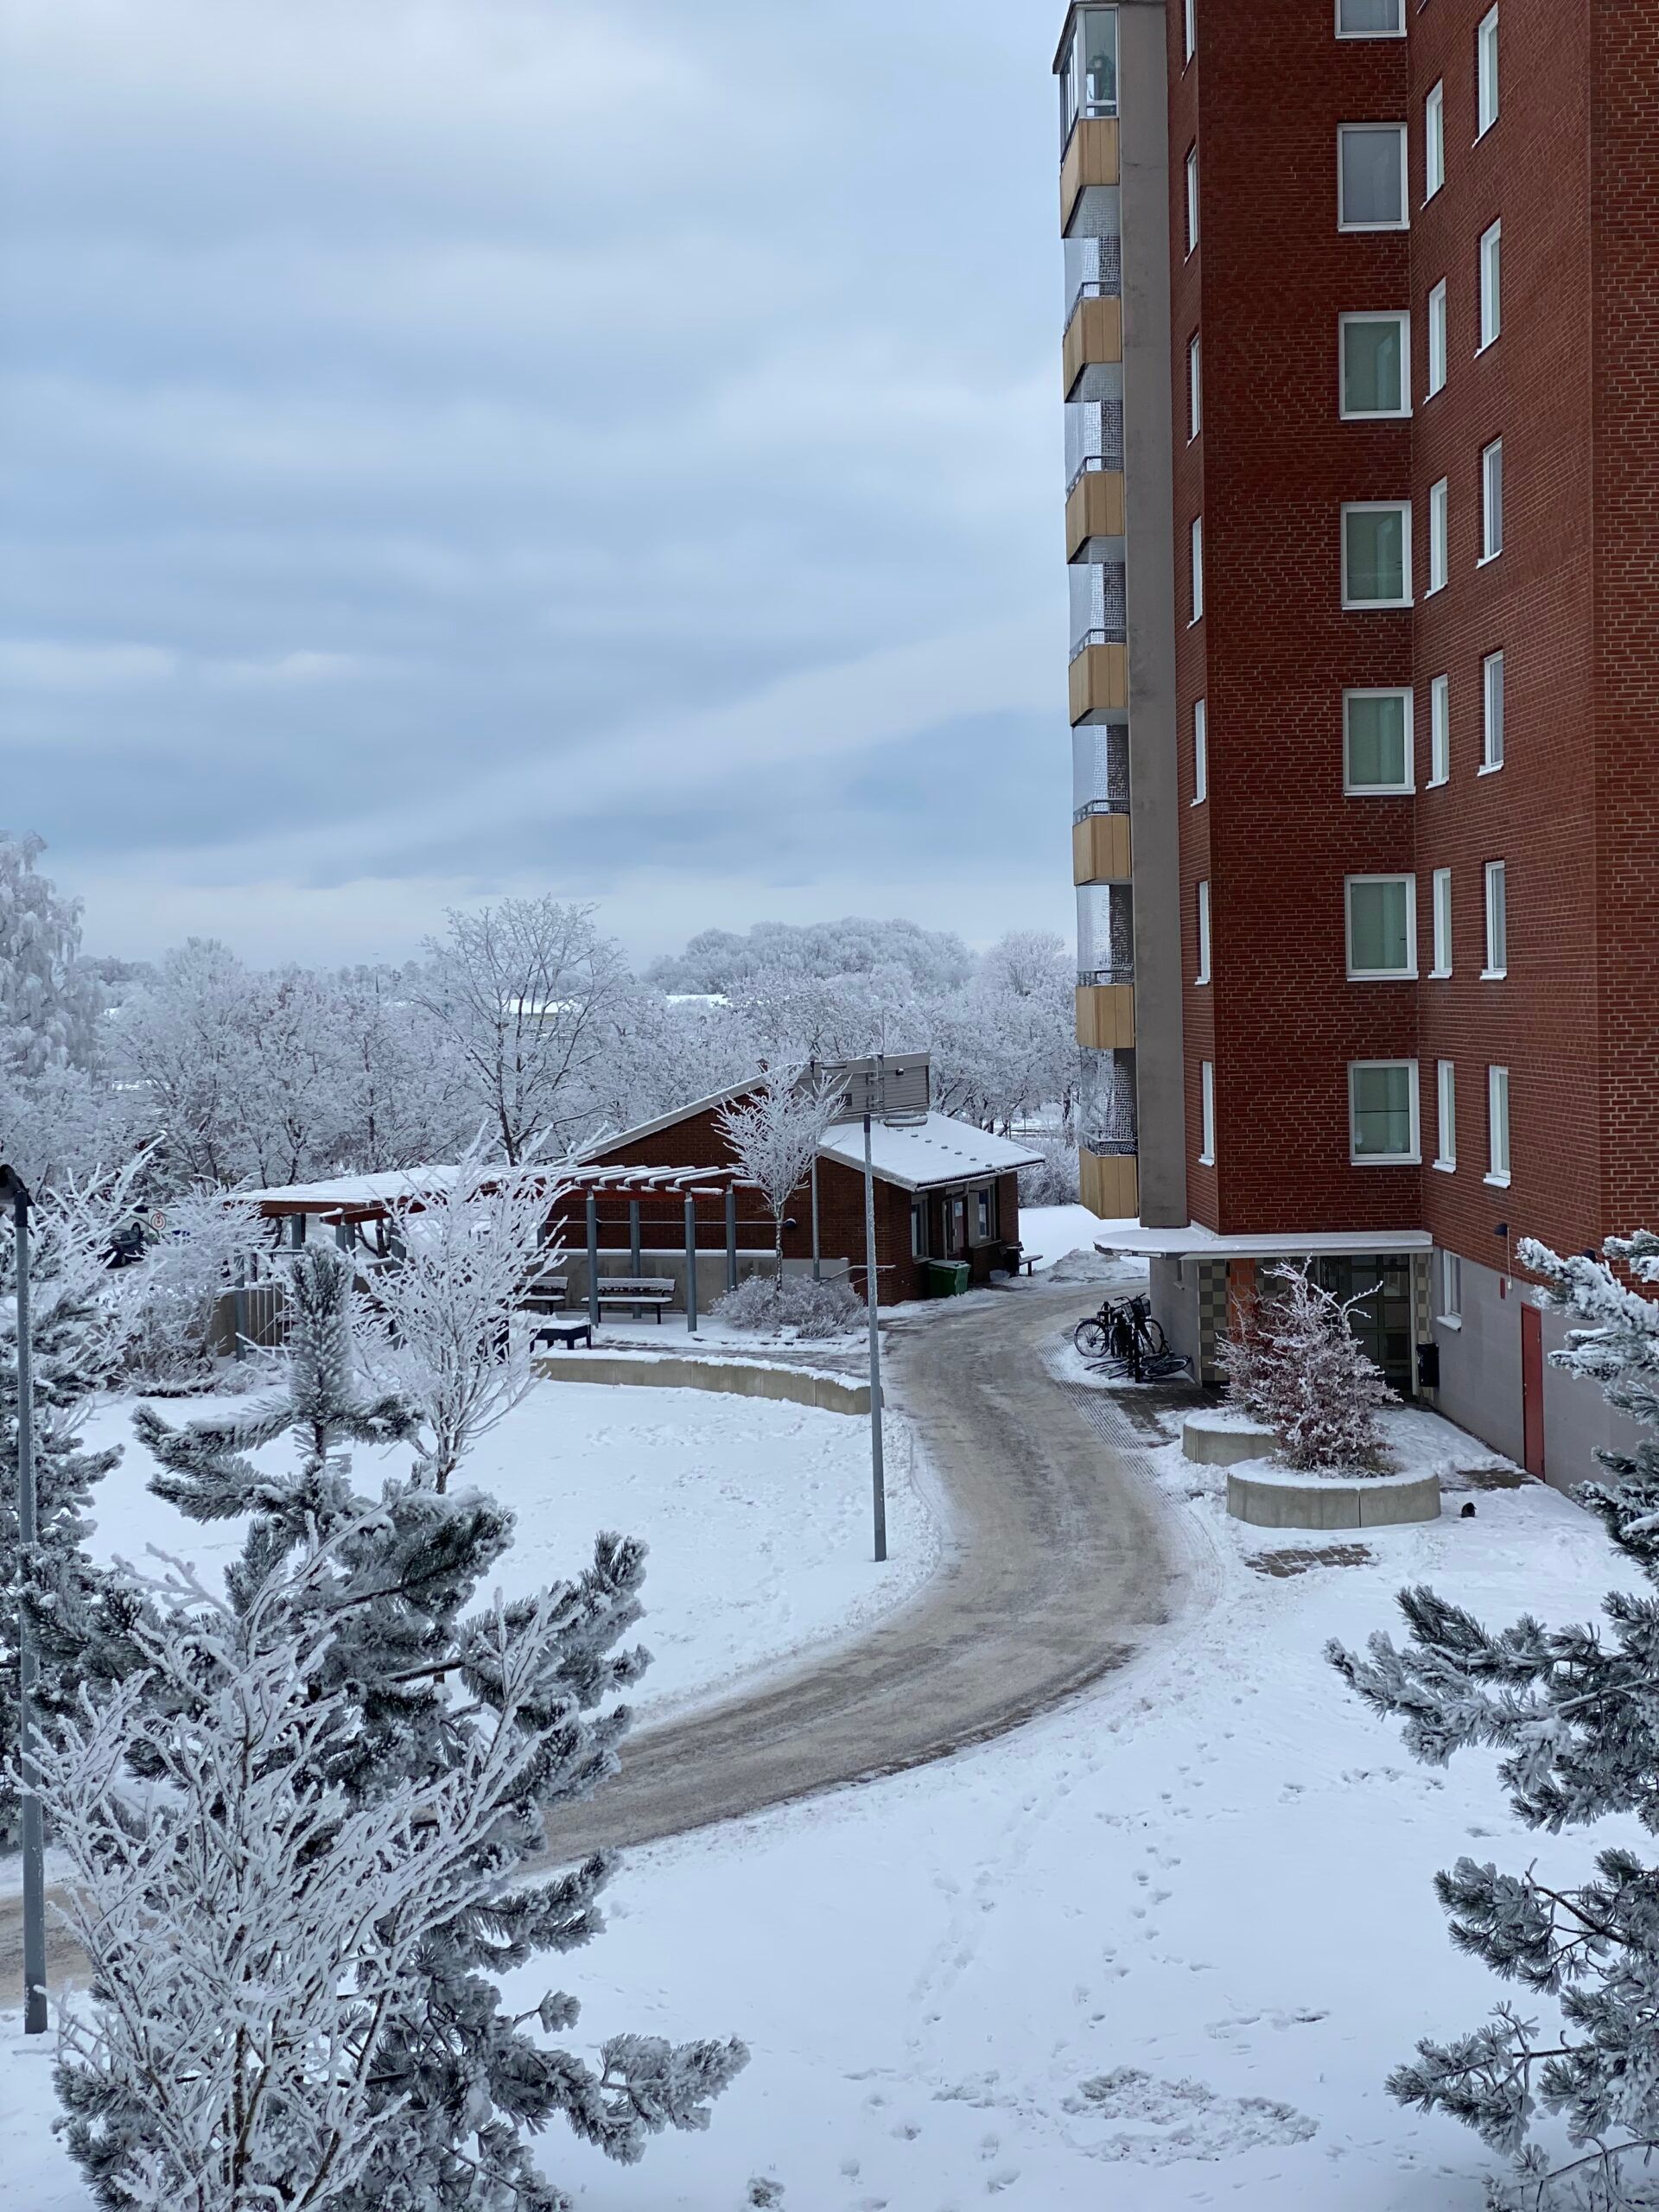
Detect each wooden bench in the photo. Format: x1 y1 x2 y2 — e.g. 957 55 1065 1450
533 1317 593 1351
594 1275 676 1323
519 1271 569 1313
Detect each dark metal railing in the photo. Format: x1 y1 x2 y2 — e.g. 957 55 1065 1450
1081 1135 1138 1158
1077 963 1135 988
1072 790 1130 822
1069 621 1127 662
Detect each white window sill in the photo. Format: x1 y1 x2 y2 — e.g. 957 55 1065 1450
1191 793 1207 806
1427 965 1452 980
1338 220 1411 234
1436 1313 1463 1332
1478 760 1503 776
1197 1153 1215 1168
1194 975 1211 988
1347 970 1419 983
1340 408 1413 423
1426 773 1448 789
1188 613 1204 627
1475 334 1500 355
1342 599 1414 613
1433 1158 1457 1173
1345 785 1417 798
1484 1171 1512 1189
1477 549 1502 566
1426 380 1446 403
1351 1154 1422 1168
1480 968 1508 982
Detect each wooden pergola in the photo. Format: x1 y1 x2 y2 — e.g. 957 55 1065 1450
555 1163 758 1333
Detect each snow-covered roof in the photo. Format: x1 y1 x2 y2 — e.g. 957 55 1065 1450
575 1081 758 1161
1093 1219 1433 1259
816 1114 1044 1194
245 1166 464 1213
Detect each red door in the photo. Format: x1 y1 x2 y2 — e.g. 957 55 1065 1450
1521 1303 1546 1479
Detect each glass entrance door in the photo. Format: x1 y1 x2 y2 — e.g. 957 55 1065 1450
1311 1255 1414 1390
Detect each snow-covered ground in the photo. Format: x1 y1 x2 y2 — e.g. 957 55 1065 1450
72 1376 938 1722
5 1374 1637 2209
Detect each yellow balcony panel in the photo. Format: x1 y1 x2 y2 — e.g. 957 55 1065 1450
1071 810 1132 885
1075 982 1135 1052
1068 641 1128 723
1063 294 1122 397
1079 1147 1138 1220
1060 117 1121 232
1065 468 1126 560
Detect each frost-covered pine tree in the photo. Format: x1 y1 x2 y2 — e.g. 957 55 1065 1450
131 1243 746 2212
1222 1262 1396 1472
1328 1229 1659 2209
715 1070 839 1290
0 830 102 1079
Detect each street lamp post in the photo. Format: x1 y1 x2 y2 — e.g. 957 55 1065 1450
1 1164 47 2033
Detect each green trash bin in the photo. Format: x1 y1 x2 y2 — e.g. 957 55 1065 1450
925 1259 971 1298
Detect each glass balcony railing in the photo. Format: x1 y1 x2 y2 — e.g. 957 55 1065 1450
1064 233 1122 326
1065 398 1125 496
1077 1044 1138 1156
1058 6 1119 149
1068 563 1128 658
1072 724 1129 821
1077 880 1135 988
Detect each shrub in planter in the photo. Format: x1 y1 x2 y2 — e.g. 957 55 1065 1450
713 1272 862 1338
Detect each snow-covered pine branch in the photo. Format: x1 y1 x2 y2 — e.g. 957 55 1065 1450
1223 1263 1395 1474
1328 1228 1659 2207
359 1144 562 1491
715 1069 840 1287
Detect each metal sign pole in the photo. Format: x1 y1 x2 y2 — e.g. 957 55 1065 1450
586 1192 601 1330
3 1169 47 2032
862 1110 887 1564
684 1192 698 1334
810 1157 822 1283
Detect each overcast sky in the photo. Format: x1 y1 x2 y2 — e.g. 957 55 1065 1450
1 0 1070 969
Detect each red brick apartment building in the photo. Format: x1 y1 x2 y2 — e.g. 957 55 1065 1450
1058 0 1659 1478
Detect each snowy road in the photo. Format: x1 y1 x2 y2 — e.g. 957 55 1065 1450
540 1284 1196 1860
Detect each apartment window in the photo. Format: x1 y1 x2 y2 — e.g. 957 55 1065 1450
1346 874 1417 979
1482 649 1504 769
1184 0 1196 65
1344 689 1413 793
1440 1248 1462 1320
1338 0 1404 35
1427 477 1448 594
1196 879 1211 983
1435 1061 1457 1172
1339 312 1409 417
1479 221 1502 347
1477 6 1499 137
1425 81 1445 200
1188 334 1202 439
1350 1060 1420 1163
1481 438 1503 560
1483 859 1508 976
1338 124 1408 231
1059 7 1119 143
1199 1060 1216 1166
1428 672 1450 785
910 1197 927 1259
1342 502 1411 607
1190 514 1205 620
1427 279 1448 396
1192 697 1208 803
1185 147 1199 253
1486 1064 1511 1186
1431 866 1452 976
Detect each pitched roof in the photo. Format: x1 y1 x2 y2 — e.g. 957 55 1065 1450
816 1113 1044 1194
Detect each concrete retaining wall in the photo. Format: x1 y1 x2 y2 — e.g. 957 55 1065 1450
1226 1469 1441 1529
532 1351 871 1415
1182 1414 1276 1466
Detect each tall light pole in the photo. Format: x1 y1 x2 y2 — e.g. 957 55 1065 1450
2 1163 47 2033
861 1099 887 1563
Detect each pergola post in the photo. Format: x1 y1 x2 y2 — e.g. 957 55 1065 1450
725 1185 738 1294
684 1192 698 1333
629 1197 642 1278
586 1192 601 1329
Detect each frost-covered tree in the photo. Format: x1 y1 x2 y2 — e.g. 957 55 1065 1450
1223 1263 1396 1472
118 1188 265 1388
416 899 629 1164
716 1071 839 1285
649 917 972 998
0 831 102 1078
359 1150 558 1491
132 1243 746 2209
1328 1230 1659 2209
44 1535 732 2212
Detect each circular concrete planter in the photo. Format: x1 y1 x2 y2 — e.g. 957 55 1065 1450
1225 1464 1441 1530
1183 1410 1278 1466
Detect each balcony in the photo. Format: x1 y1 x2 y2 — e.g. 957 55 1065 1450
1076 982 1135 1051
1060 115 1120 232
1072 810 1131 884
1065 466 1127 561
1065 398 1124 491
1063 291 1122 397
1072 721 1129 817
1064 237 1123 327
1079 1147 1139 1219
1069 640 1128 723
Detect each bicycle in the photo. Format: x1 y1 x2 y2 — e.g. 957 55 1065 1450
1074 1291 1167 1365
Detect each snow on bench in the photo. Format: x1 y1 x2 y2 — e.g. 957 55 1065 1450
593 1276 677 1322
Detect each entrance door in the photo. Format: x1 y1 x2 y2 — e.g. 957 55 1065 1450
1521 1303 1546 1478
1311 1256 1414 1392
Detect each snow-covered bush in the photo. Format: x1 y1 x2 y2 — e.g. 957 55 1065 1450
1329 1229 1659 2209
1018 1135 1080 1208
714 1270 862 1338
1223 1263 1395 1473
117 1189 265 1388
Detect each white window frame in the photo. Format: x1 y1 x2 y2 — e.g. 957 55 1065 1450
1198 1060 1216 1166
1483 858 1508 977
1192 696 1208 804
1188 333 1202 440
1338 311 1411 419
1345 873 1418 981
1485 1064 1511 1187
1337 123 1409 232
1337 0 1405 35
1428 672 1450 785
1427 476 1448 594
1435 1061 1458 1173
1481 648 1504 771
1481 437 1503 561
1195 878 1211 984
1477 6 1499 138
1479 220 1502 347
1343 687 1414 794
1185 146 1199 254
1427 278 1448 397
1341 500 1413 609
1349 1058 1421 1166
1185 0 1196 66
1425 81 1445 200
1431 865 1452 976
1439 1247 1463 1323
1190 514 1205 621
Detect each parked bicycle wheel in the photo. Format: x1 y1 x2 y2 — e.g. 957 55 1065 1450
1074 1317 1109 1358
1140 1315 1169 1357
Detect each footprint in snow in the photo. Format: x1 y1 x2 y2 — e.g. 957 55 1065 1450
1065 2067 1317 2164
